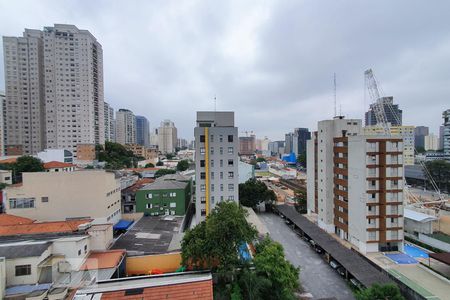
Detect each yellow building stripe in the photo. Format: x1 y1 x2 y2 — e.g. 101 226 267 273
204 127 210 217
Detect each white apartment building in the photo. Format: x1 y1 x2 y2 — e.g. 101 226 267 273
158 120 178 154
307 117 404 253
424 133 440 151
115 109 136 145
104 102 115 142
2 24 105 155
3 170 121 224
194 112 239 223
443 109 450 155
364 125 415 165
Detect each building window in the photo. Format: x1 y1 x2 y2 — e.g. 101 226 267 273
211 196 215 204
147 193 153 199
200 184 206 192
211 147 214 155
200 197 206 204
228 172 234 179
368 231 376 240
228 147 234 154
228 159 234 166
220 172 223 179
220 160 223 167
219 135 223 142
15 265 31 276
78 250 81 256
200 135 205 142
211 160 214 167
200 147 205 155
170 192 177 197
228 196 234 201
201 172 206 180
228 184 234 191
9 198 35 209
170 202 176 208
200 160 205 167
211 184 215 192
201 209 206 216
41 197 49 202
146 203 152 209
211 172 215 179
84 245 88 253
220 147 223 154
228 135 233 142
220 184 224 191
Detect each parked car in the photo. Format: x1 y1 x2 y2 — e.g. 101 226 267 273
309 239 316 247
285 219 292 225
350 278 363 290
336 266 346 276
329 260 340 269
315 246 324 254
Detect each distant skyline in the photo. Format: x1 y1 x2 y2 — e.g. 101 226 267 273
1 1 449 140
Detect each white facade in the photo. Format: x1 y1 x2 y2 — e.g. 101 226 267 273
36 148 73 163
442 109 450 155
195 112 239 223
424 133 440 151
238 161 254 183
115 109 136 145
0 91 5 157
4 170 121 224
0 170 12 185
3 24 105 155
158 120 178 154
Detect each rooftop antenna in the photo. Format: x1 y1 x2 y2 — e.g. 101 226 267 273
334 73 337 117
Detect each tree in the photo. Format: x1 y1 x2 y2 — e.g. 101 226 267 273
97 142 141 169
355 283 404 300
14 156 45 173
253 237 299 300
239 178 276 208
176 160 189 171
297 151 307 168
154 169 176 178
144 163 155 168
416 146 426 154
256 157 266 163
238 268 271 300
166 153 175 160
156 160 164 166
181 201 257 274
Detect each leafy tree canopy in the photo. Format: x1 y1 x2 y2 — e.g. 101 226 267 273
256 157 266 162
14 156 45 173
166 153 175 160
181 201 257 273
97 142 140 169
425 160 450 192
144 163 155 168
297 151 307 168
253 237 299 300
154 168 176 178
156 160 164 166
355 283 404 300
176 160 189 171
239 178 276 208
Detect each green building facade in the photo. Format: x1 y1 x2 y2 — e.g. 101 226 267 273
136 174 191 216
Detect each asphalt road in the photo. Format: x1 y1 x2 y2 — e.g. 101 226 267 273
258 213 355 300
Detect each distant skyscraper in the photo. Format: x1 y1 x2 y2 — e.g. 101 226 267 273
365 97 402 126
284 132 294 154
115 109 136 145
104 102 115 142
177 138 188 149
443 109 450 155
194 111 239 223
424 133 440 151
3 24 105 155
150 128 159 148
268 141 285 156
414 126 429 149
439 125 445 150
0 91 5 156
239 135 256 155
158 120 177 154
135 116 150 147
293 128 311 156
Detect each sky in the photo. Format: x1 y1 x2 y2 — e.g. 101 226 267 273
1 0 449 141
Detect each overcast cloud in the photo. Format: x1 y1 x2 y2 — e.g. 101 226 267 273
1 0 449 140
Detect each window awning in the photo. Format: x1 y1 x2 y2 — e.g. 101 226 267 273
113 220 134 230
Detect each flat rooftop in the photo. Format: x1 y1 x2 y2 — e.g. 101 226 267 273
111 215 184 256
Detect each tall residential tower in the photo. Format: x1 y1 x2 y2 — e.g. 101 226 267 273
115 109 136 145
136 116 150 147
194 112 239 223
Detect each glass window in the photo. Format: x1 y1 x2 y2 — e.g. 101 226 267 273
200 184 206 192
211 147 214 155
200 160 205 167
211 184 215 192
228 135 233 142
200 135 205 142
220 172 223 179
41 196 49 202
220 184 224 191
200 172 206 180
219 135 223 142
15 265 31 276
228 159 233 166
210 135 214 142
211 160 214 167
220 147 223 155
220 160 223 167
200 147 205 155
228 147 233 154
9 198 35 209
211 172 214 180
228 184 234 191
228 172 234 179
228 195 234 201
200 197 206 204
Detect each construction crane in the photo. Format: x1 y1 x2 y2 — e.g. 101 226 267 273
364 69 447 210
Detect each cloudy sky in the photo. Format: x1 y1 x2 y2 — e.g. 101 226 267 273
1 1 449 140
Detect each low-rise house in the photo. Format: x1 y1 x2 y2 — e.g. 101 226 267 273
43 161 76 172
404 208 437 235
3 170 121 224
121 178 154 213
36 149 74 163
136 174 191 216
0 170 12 185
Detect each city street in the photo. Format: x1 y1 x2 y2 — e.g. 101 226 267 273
258 213 355 300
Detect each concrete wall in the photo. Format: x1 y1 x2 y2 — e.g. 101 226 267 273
417 233 450 252
4 170 121 224
88 225 113 251
5 247 51 286
306 139 315 214
52 237 90 271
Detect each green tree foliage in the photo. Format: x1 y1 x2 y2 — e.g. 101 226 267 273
239 178 276 208
156 160 164 166
355 283 404 300
14 156 45 173
166 153 175 160
253 237 299 300
297 151 307 168
238 268 271 300
144 163 155 168
181 201 257 274
416 146 426 153
154 169 176 178
425 160 450 192
176 160 189 171
97 142 140 169
294 188 307 213
256 157 266 162
230 282 243 300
